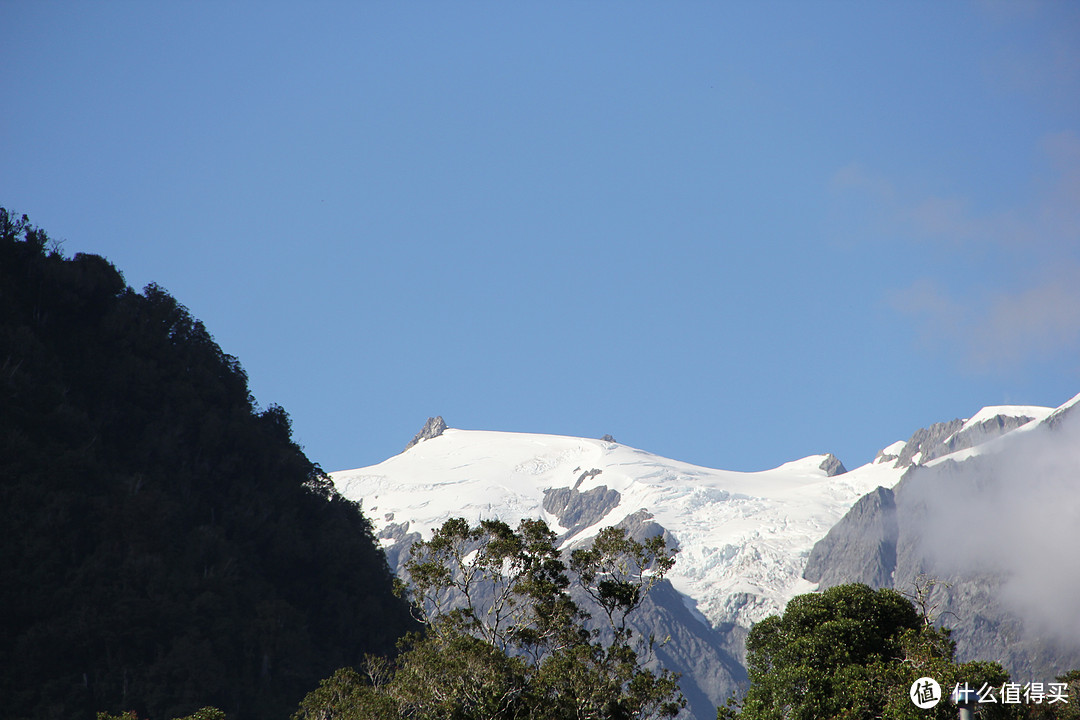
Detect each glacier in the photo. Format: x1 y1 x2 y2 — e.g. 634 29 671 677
330 399 1071 718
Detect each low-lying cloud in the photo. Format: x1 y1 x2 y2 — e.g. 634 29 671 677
914 403 1080 635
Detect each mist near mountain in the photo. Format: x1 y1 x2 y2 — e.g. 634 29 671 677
912 404 1080 637
345 398 1080 716
807 397 1080 681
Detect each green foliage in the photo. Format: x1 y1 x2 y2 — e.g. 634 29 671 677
297 518 686 720
570 527 676 633
728 583 1053 720
292 667 397 720
735 584 918 720
1023 671 1080 720
97 708 224 720
0 209 416 719
172 709 227 720
390 631 531 719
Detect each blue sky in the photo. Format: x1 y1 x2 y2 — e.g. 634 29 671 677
3 1 1079 473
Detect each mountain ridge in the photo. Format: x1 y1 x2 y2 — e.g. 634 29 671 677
806 393 1080 684
331 400 1071 718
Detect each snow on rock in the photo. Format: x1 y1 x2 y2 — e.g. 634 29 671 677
403 416 448 451
879 405 1055 469
334 429 901 629
874 440 906 464
960 405 1053 432
332 404 1064 633
1043 392 1080 429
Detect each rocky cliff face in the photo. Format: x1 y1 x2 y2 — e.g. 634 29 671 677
373 490 745 720
818 453 848 476
542 481 622 540
920 413 1038 463
404 415 448 451
805 405 1080 682
339 400 1076 718
877 410 1044 469
894 419 965 466
803 485 898 589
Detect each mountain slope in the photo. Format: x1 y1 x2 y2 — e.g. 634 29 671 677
336 429 893 630
806 393 1080 683
332 402 1060 717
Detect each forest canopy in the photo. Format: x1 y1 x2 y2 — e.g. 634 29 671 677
0 209 416 720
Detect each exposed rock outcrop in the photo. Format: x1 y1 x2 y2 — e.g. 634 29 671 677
883 412 1038 469
615 508 680 550
543 484 622 540
803 485 897 588
805 412 1080 683
1044 397 1080 430
818 453 847 476
404 416 447 451
631 580 747 720
573 467 603 489
377 521 422 569
895 418 964 466
921 413 1036 463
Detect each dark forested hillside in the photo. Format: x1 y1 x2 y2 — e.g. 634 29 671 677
0 210 416 720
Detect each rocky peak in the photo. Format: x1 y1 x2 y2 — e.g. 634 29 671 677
1044 393 1080 430
885 410 1044 468
404 416 447 452
818 453 847 476
922 412 1036 462
895 419 964 467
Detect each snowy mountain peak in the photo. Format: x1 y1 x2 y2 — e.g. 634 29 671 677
334 428 901 630
334 404 1062 635
403 415 448 452
871 404 1053 470
331 400 1077 719
962 404 1052 430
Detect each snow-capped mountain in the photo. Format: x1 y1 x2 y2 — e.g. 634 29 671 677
339 429 893 629
331 397 1076 718
806 393 1080 684
333 404 1053 630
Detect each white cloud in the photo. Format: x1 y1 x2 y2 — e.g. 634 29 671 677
837 132 1080 372
914 408 1080 635
972 272 1080 367
892 267 1080 372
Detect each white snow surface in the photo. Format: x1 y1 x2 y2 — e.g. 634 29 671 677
333 430 906 629
332 403 1066 631
929 402 1062 466
876 440 906 462
959 405 1053 433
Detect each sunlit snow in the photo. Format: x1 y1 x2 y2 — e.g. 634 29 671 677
332 403 1058 630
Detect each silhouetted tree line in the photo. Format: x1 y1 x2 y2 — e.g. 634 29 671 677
0 209 416 720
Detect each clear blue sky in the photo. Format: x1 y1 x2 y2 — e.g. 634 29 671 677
3 1 1078 473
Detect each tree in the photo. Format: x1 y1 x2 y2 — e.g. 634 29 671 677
1 209 416 719
97 709 225 720
295 518 685 720
292 667 396 720
725 583 1022 720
